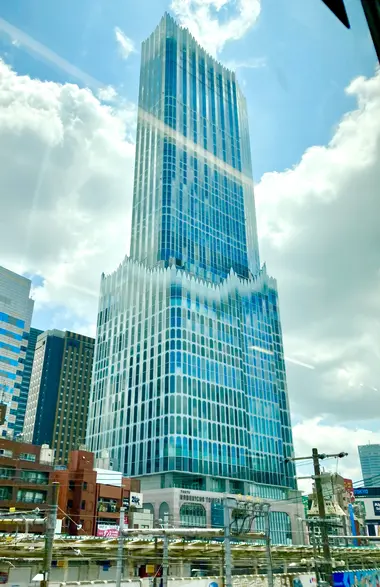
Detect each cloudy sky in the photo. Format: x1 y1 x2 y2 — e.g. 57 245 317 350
0 0 379 489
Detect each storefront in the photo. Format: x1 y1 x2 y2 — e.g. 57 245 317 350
142 487 307 545
354 487 380 537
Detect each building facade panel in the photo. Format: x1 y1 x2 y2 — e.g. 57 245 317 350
88 259 296 494
130 15 260 283
18 327 43 435
24 330 94 464
0 266 34 438
359 444 380 487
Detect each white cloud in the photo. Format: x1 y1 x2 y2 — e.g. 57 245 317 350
98 85 118 102
293 419 380 493
114 27 136 60
0 60 136 334
255 68 380 427
223 57 266 70
170 0 261 56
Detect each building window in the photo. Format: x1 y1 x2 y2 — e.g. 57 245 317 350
180 504 207 528
159 502 170 526
21 470 49 484
81 500 86 510
19 453 36 462
268 511 292 545
0 486 12 500
69 480 75 491
16 489 46 503
0 449 12 458
98 498 118 513
67 499 73 508
0 467 14 480
83 481 88 490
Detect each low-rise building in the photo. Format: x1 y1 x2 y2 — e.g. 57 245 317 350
307 473 366 546
53 449 146 536
353 486 380 538
0 439 146 536
141 486 306 544
0 439 55 533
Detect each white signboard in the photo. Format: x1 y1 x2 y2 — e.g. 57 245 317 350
97 524 119 538
95 468 123 487
130 492 143 508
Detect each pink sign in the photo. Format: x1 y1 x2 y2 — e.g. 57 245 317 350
97 524 119 538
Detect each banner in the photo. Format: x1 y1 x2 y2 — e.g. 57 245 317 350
96 524 119 538
344 478 355 503
333 569 380 587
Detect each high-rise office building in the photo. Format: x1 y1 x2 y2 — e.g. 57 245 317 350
87 14 296 501
18 326 43 435
359 444 380 487
0 266 34 438
24 330 94 463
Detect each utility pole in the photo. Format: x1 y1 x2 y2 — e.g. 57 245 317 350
312 448 332 585
286 449 347 586
308 520 321 584
116 506 125 587
162 534 169 587
224 498 232 587
41 481 59 587
263 504 274 587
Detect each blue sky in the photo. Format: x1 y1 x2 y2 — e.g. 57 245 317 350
0 0 376 182
1 0 375 334
0 0 379 484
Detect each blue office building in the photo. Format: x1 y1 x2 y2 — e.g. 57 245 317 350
359 444 380 487
87 15 296 499
24 329 94 463
17 326 43 435
23 329 65 446
0 266 34 438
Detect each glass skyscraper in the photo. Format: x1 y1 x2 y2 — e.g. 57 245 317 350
359 444 380 487
87 14 296 497
24 329 95 464
0 266 34 438
18 326 43 434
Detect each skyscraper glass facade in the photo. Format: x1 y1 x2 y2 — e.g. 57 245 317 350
0 266 34 438
17 326 43 435
24 329 65 446
359 444 380 487
24 329 95 464
87 14 296 496
130 15 259 285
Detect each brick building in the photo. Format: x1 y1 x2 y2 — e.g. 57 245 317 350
0 440 141 536
53 450 141 536
0 439 55 533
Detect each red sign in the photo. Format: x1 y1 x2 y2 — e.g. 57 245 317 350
96 524 119 538
344 478 355 503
